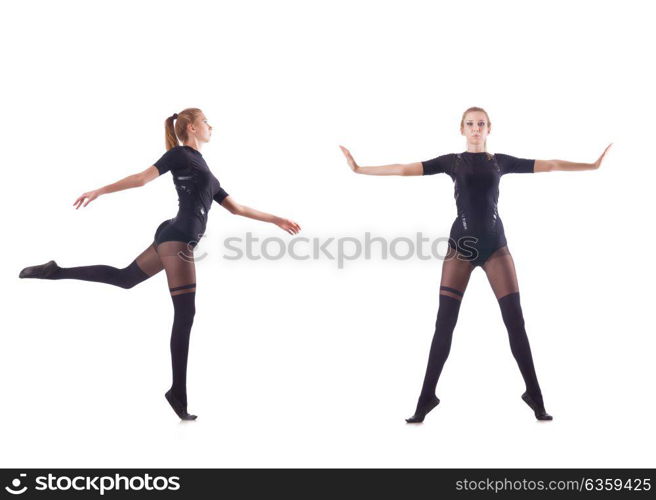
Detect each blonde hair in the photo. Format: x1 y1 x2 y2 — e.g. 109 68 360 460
460 106 493 158
164 108 204 151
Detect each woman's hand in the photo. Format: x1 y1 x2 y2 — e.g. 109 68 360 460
274 217 301 235
593 143 613 169
339 145 360 173
73 189 103 209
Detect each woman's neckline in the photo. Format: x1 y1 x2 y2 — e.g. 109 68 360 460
181 145 202 156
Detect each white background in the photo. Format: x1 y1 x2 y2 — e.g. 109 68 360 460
2 0 654 467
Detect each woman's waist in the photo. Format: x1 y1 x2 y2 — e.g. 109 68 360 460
169 212 208 232
176 200 211 218
451 214 503 234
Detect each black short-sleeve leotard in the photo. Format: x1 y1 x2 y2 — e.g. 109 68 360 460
422 152 534 267
152 145 229 248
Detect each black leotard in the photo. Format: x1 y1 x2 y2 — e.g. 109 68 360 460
152 145 229 247
422 152 534 267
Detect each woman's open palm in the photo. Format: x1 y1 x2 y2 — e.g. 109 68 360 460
339 145 359 172
593 143 613 169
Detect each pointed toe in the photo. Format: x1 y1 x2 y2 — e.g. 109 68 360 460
522 391 553 421
165 389 197 421
405 415 425 424
405 395 440 424
19 260 58 279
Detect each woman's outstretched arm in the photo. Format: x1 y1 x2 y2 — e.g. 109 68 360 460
218 196 301 235
339 146 423 176
534 143 612 173
73 165 159 209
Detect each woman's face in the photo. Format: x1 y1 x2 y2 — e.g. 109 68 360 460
189 113 213 143
461 111 490 146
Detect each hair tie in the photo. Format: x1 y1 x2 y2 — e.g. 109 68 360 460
172 113 178 120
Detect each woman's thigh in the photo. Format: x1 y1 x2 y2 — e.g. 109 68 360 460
439 245 476 300
482 246 520 299
155 240 197 296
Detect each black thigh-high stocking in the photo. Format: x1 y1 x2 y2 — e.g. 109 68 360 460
406 246 474 423
498 292 541 398
156 240 198 421
19 243 163 289
168 291 196 409
483 246 552 420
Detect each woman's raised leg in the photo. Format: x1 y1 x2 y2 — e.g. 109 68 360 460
19 242 164 289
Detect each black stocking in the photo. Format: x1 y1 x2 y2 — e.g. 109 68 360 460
19 243 163 288
482 246 548 413
407 246 474 423
155 240 198 420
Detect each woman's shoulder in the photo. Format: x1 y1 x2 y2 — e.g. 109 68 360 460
163 145 201 161
160 145 186 155
154 146 193 175
490 152 520 160
425 152 457 162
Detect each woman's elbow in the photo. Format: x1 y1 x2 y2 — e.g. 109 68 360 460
135 173 152 186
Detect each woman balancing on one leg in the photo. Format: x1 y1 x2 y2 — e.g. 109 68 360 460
19 108 301 420
340 106 611 423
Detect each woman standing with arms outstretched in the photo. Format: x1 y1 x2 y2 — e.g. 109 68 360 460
340 106 611 423
19 108 301 420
